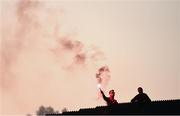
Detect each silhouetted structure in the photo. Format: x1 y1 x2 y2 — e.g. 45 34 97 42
131 87 151 103
46 99 180 115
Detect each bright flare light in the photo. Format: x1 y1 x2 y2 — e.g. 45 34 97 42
97 83 101 88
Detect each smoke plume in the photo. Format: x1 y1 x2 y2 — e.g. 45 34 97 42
1 0 106 114
96 66 111 90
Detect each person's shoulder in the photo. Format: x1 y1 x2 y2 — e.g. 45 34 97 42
143 93 149 97
106 97 110 100
135 93 141 97
113 99 118 104
143 93 148 96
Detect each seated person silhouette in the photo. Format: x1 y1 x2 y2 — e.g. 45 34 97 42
131 87 151 103
100 89 118 106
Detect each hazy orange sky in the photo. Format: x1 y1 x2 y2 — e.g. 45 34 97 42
1 0 180 115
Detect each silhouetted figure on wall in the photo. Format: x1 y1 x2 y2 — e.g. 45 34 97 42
100 89 118 106
131 87 151 103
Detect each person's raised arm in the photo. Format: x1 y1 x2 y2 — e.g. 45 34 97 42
99 88 108 102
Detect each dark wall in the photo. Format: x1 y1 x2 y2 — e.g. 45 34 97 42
47 99 180 115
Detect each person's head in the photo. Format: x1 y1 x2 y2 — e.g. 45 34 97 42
138 87 143 94
109 89 115 98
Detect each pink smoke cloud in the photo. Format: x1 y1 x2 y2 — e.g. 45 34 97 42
1 0 107 114
96 66 111 90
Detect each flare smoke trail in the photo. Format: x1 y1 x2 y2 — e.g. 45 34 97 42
1 0 42 91
96 66 111 99
96 66 111 90
1 0 106 114
52 37 105 70
1 0 105 90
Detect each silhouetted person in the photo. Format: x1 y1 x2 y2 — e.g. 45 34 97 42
100 89 118 106
131 87 151 103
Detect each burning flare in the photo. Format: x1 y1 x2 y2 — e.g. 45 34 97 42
96 66 111 90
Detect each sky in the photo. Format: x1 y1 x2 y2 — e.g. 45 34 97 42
0 0 180 115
